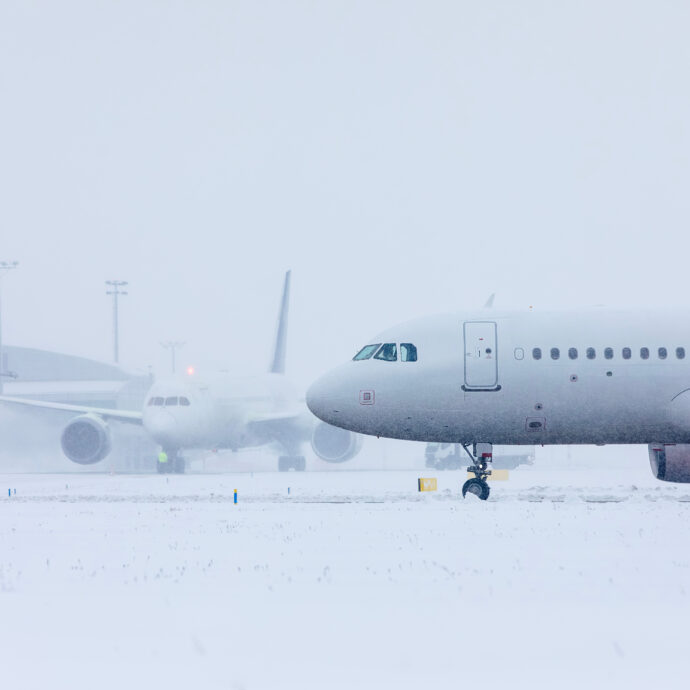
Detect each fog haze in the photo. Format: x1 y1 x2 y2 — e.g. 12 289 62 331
2 1 689 383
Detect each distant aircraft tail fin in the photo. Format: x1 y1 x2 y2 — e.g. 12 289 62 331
269 270 291 374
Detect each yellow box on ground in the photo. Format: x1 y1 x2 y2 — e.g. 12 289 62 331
466 470 510 481
418 477 438 492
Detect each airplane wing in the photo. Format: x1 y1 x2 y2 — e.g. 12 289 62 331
0 395 143 424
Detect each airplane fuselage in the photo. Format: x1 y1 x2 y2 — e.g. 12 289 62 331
143 373 307 451
307 309 690 445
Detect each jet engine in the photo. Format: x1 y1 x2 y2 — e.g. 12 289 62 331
649 443 690 482
61 414 112 465
311 422 362 463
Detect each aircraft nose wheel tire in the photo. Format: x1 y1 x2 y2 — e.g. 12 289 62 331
462 477 490 500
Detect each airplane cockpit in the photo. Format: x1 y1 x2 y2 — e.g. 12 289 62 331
352 343 418 362
147 396 192 407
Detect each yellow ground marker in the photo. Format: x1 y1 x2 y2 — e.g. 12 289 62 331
418 477 438 492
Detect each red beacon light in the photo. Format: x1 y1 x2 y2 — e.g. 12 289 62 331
186 366 195 376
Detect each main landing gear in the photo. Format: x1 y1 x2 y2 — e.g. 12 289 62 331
461 443 493 501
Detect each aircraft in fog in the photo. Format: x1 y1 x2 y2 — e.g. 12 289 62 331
0 272 361 473
307 308 690 499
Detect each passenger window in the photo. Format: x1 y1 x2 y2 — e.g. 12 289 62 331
165 396 179 406
640 347 649 360
568 348 578 360
179 397 191 406
353 344 381 361
604 347 613 360
586 347 596 360
374 343 397 362
514 347 525 360
550 348 560 360
400 343 417 362
677 347 686 360
658 347 668 360
532 348 542 360
148 397 164 406
622 347 631 360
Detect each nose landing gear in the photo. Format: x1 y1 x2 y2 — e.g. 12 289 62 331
462 476 491 500
461 443 493 501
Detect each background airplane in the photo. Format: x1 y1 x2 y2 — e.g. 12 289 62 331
0 271 362 473
307 307 690 498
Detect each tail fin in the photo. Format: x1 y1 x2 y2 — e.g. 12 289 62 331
269 270 291 374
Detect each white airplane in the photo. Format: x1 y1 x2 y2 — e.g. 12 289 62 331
306 307 690 499
0 272 361 473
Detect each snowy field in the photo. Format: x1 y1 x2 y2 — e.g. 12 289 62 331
1 466 689 690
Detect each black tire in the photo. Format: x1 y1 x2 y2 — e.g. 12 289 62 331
278 456 291 472
173 456 186 474
294 456 306 472
462 478 490 500
156 461 167 474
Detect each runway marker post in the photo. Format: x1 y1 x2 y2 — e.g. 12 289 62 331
234 489 238 504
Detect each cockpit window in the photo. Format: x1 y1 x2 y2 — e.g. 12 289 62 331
165 396 179 406
400 343 418 362
374 343 397 361
148 397 164 406
353 344 381 361
179 397 191 406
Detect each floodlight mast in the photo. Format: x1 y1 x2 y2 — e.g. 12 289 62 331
105 280 128 364
0 261 19 395
160 341 185 374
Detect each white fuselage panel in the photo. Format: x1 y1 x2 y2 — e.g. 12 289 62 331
307 309 690 445
142 373 303 450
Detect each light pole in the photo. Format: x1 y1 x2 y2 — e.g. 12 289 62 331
105 280 128 364
160 341 185 374
0 261 19 395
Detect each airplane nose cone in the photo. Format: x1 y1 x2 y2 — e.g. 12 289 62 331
307 368 348 425
308 364 375 435
144 410 180 444
306 376 329 422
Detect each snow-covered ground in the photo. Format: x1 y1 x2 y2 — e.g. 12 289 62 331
1 466 689 689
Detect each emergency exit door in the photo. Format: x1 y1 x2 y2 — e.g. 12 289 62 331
463 321 499 391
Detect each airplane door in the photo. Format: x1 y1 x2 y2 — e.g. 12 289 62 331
463 321 499 391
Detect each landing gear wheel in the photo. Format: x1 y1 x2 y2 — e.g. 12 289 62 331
462 477 490 500
173 456 186 474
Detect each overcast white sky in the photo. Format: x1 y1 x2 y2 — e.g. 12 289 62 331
2 1 690 384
